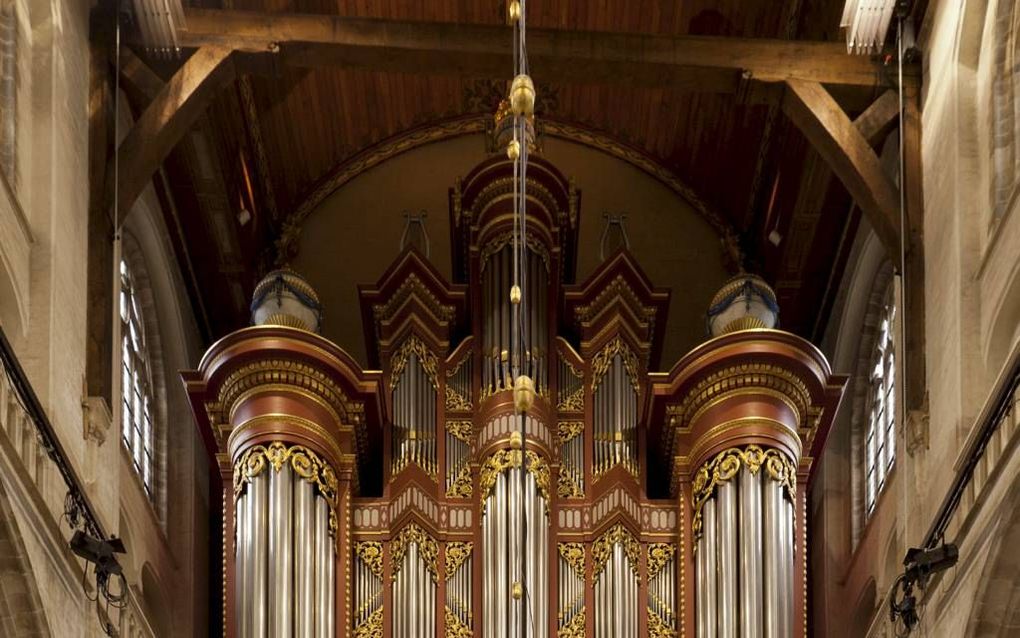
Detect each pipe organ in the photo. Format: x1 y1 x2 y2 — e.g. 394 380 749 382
184 151 846 637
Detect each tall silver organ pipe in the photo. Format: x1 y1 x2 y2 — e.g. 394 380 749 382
391 345 438 477
557 544 585 636
391 525 438 638
481 243 549 397
353 542 383 636
593 525 639 638
694 446 796 638
593 351 638 478
234 443 337 638
481 463 549 638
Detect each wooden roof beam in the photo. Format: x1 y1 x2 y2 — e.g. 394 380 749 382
177 8 907 89
782 79 901 255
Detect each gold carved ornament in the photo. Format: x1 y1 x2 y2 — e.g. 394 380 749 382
233 442 339 537
445 606 473 638
647 543 676 579
590 336 641 394
445 386 473 411
446 463 474 498
592 524 641 583
648 607 676 638
558 543 585 578
390 335 439 390
354 541 384 579
557 470 584 499
446 420 474 443
557 608 585 638
478 449 551 515
691 445 797 543
557 421 584 443
353 607 383 638
391 523 440 582
445 542 473 579
557 387 585 412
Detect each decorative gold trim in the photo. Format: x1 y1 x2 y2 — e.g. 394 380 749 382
227 412 343 468
445 542 473 580
591 336 640 393
216 358 355 426
647 543 676 579
353 606 383 638
233 442 339 537
592 524 641 582
557 387 585 412
557 467 584 499
391 523 439 582
573 274 659 340
446 463 474 498
709 273 777 309
691 445 797 542
558 543 585 578
721 315 768 334
478 449 551 515
354 541 384 579
445 386 473 411
557 421 584 443
445 605 473 638
390 334 439 389
648 607 677 638
262 313 311 331
557 608 585 638
479 230 551 273
446 420 474 443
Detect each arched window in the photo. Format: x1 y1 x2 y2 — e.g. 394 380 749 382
991 0 1019 219
864 299 896 517
121 258 156 498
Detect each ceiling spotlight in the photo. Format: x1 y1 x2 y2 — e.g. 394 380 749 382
70 530 126 579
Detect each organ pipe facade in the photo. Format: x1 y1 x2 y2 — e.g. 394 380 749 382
184 151 846 638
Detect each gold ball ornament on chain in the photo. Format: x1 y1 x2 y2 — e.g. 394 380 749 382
507 138 521 161
509 430 523 450
510 74 536 117
513 374 535 413
508 0 521 23
510 284 522 304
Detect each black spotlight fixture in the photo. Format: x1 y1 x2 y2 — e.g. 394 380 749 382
890 543 959 633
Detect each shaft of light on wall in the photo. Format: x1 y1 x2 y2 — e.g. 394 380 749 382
840 0 897 55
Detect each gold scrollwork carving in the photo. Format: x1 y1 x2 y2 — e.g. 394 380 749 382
445 606 473 638
446 463 474 498
647 543 676 579
592 524 641 582
648 608 676 638
558 543 585 578
557 387 584 412
353 606 383 638
390 335 439 389
446 420 474 443
691 445 797 542
445 386 473 411
391 523 440 582
557 421 584 443
478 449 551 515
445 542 473 580
233 442 339 537
557 608 585 638
355 541 384 579
557 468 584 499
591 336 640 393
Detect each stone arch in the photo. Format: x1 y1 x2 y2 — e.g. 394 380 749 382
0 478 49 636
848 259 895 547
849 578 877 637
966 477 1020 635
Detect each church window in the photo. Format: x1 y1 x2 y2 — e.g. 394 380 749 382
121 258 157 498
864 301 896 517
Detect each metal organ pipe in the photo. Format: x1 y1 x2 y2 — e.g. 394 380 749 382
294 481 314 638
251 473 267 638
718 481 738 638
740 468 764 638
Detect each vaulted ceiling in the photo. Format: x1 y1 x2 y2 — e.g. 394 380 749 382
120 0 907 361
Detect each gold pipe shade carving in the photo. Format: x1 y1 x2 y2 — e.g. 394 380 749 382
232 442 340 536
354 541 384 578
478 448 552 514
592 523 642 582
390 523 439 581
691 444 797 542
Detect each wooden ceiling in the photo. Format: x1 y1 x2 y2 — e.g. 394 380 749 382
132 0 886 354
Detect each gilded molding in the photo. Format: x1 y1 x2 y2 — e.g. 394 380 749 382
445 542 473 580
216 358 355 424
353 606 383 638
557 608 585 638
557 421 584 443
479 230 551 273
445 605 473 638
446 420 474 443
478 449 551 515
592 524 641 582
573 274 658 337
233 442 339 537
227 412 343 469
558 542 585 578
691 445 797 542
391 523 440 582
445 386 473 411
557 468 584 499
591 336 640 393
390 334 439 389
445 463 474 498
647 543 676 579
354 541 384 579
